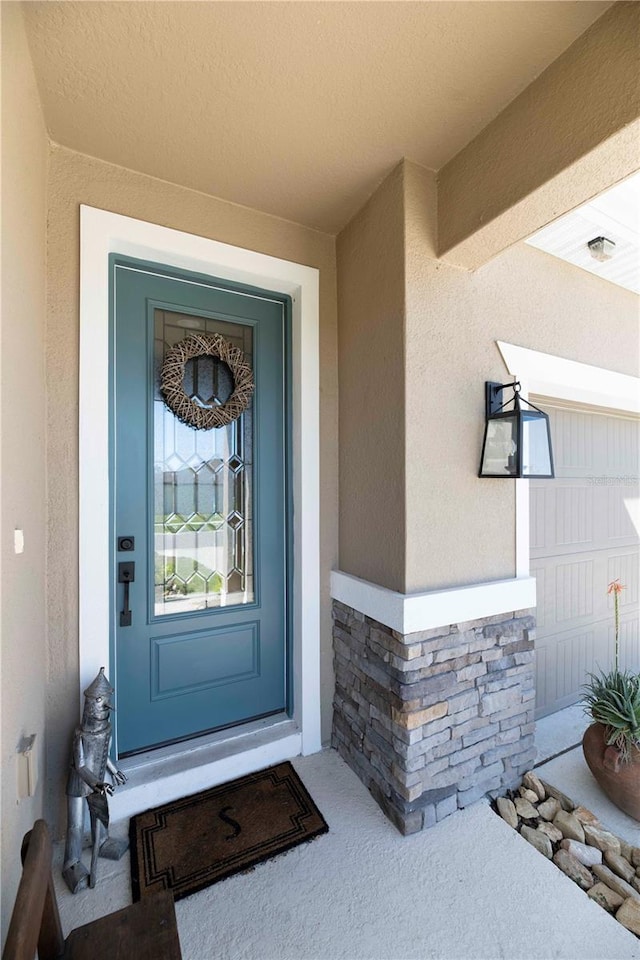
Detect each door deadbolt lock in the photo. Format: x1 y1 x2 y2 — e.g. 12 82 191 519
118 536 135 552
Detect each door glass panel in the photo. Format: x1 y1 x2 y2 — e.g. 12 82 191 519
153 309 254 616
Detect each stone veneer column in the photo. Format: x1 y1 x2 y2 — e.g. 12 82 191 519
331 601 536 834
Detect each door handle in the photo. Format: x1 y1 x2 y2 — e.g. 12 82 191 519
118 561 135 627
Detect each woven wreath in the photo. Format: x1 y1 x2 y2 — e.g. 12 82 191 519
161 333 254 429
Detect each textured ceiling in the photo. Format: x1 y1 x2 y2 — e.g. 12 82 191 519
24 1 612 233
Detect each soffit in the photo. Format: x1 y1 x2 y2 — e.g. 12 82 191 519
23 1 612 234
526 171 640 295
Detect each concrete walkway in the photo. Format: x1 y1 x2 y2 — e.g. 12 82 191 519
534 703 585 765
54 748 639 960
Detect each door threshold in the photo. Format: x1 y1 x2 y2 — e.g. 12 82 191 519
110 715 301 822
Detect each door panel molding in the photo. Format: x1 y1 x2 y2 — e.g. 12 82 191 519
150 621 260 701
79 206 321 774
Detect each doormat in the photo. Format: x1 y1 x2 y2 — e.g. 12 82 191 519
129 761 328 902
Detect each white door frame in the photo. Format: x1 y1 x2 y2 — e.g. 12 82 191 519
497 341 640 578
79 206 321 813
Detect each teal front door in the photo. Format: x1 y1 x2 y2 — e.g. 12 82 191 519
111 256 290 756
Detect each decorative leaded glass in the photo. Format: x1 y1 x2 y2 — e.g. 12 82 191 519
153 309 254 615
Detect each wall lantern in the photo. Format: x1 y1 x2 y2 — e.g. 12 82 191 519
478 381 554 479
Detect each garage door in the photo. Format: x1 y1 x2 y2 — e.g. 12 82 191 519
530 403 640 718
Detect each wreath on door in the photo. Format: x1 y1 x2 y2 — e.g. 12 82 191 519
160 333 254 429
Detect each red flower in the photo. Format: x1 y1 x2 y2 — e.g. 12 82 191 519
607 579 625 595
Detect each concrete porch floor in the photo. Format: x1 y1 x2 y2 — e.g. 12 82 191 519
53 742 639 960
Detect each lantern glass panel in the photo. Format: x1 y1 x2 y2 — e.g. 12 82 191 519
480 415 517 476
521 412 552 477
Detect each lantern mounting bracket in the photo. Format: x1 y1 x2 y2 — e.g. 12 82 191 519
485 381 520 417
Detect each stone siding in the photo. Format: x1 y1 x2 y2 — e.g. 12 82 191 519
331 601 536 834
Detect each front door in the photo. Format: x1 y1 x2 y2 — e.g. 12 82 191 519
111 256 290 756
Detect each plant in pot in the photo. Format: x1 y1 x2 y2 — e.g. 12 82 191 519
582 579 640 821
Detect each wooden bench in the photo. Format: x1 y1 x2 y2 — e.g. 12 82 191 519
3 819 182 960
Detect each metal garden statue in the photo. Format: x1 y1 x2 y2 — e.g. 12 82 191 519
63 668 129 893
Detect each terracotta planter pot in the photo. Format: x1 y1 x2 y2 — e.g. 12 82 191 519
582 722 640 822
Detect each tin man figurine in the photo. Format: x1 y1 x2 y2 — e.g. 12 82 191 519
63 668 128 893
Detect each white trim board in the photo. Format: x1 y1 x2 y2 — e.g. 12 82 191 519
330 570 536 635
497 342 640 416
79 206 321 806
497 340 640 579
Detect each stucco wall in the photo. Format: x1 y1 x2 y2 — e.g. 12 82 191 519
404 160 640 593
336 164 406 592
0 2 48 941
45 144 338 830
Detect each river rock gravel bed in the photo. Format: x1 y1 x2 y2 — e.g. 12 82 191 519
492 771 640 938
